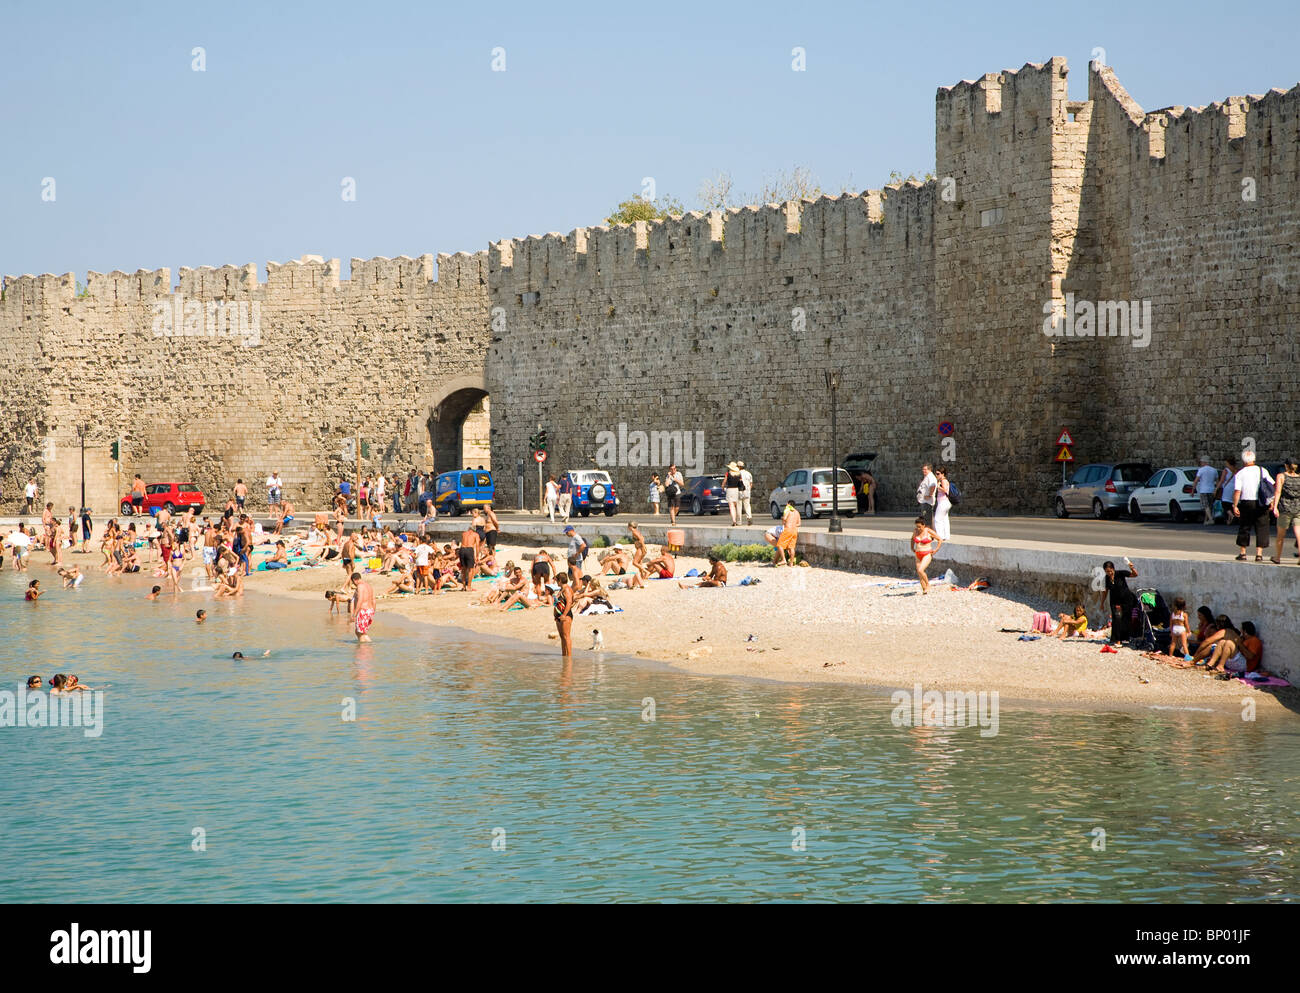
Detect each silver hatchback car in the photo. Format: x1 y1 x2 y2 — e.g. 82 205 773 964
1054 462 1153 519
769 467 856 519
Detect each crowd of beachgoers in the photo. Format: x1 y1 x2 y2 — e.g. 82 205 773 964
2 475 1291 709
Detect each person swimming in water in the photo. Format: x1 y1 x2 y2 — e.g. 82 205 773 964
196 609 207 624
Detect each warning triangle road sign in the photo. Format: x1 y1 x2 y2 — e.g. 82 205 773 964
1057 429 1074 446
1056 445 1074 462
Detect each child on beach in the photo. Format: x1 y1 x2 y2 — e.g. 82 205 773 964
1168 597 1192 660
1051 604 1088 638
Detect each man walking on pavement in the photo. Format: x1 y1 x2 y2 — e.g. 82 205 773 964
738 461 754 525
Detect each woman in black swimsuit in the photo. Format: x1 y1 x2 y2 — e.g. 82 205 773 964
552 572 574 657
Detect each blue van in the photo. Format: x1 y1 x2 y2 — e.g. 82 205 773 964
432 469 495 516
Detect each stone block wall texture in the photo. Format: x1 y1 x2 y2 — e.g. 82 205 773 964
1 253 488 512
487 58 1300 513
4 57 1299 518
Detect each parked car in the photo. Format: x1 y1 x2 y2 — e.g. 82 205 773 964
560 469 620 517
1054 462 1153 519
841 452 878 513
1128 466 1200 522
768 467 856 520
119 481 205 516
431 469 494 516
681 475 727 515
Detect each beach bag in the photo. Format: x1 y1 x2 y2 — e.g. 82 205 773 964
1031 611 1053 633
1258 471 1275 503
947 481 962 505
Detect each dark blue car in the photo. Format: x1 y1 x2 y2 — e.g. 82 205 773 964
682 475 726 515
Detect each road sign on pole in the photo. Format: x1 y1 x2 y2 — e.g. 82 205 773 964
1056 443 1074 484
1056 429 1073 446
533 450 547 463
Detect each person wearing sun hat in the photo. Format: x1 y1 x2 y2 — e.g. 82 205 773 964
724 461 743 526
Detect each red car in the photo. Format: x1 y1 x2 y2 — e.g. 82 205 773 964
120 482 206 516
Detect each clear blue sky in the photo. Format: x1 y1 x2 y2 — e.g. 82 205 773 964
4 0 1297 281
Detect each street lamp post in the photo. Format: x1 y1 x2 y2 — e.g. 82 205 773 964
825 370 842 533
76 423 90 514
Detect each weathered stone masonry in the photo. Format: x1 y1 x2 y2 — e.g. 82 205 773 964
0 253 487 510
488 58 1300 512
4 58 1298 514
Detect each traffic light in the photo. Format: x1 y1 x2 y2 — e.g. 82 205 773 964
110 441 120 461
528 432 539 451
537 429 548 452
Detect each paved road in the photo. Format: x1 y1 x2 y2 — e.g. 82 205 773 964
480 509 1297 558
7 508 1293 560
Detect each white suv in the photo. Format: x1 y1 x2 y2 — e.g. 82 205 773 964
769 467 856 519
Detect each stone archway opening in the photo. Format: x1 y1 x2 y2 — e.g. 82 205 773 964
429 377 490 475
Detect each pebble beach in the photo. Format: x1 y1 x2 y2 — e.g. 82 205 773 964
252 538 1298 717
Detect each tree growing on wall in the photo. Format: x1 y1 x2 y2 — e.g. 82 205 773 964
605 195 686 225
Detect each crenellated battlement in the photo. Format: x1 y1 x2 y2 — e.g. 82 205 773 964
1091 61 1300 170
2 250 490 315
936 58 1068 135
488 186 939 306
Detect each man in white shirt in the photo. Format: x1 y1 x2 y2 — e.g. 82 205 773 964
738 461 754 526
1231 450 1274 561
544 475 559 523
375 474 387 513
266 472 282 511
917 464 938 528
24 478 38 515
1194 455 1218 525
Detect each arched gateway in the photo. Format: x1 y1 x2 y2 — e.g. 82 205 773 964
428 373 490 475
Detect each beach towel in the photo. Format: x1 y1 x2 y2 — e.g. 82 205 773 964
1232 675 1289 687
579 602 623 615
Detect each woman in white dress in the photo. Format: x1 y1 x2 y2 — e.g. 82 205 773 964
933 468 952 541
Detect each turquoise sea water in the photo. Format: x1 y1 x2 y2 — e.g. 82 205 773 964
0 562 1297 903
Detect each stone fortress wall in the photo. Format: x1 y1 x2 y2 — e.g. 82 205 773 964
3 57 1298 518
488 58 1300 513
0 252 488 512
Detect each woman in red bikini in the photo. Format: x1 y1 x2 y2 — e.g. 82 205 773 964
910 516 943 594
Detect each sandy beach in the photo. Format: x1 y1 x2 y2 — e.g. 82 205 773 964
247 536 1298 717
